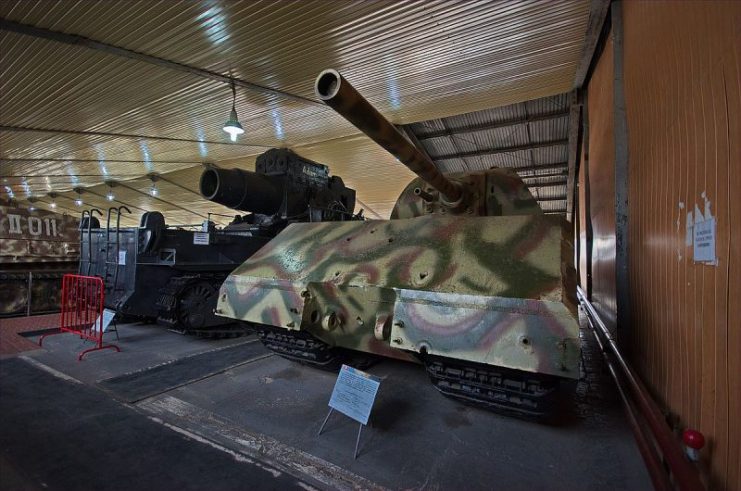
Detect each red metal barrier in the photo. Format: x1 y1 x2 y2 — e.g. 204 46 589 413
39 274 120 360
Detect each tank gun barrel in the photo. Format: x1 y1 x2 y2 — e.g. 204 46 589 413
314 69 463 205
199 167 284 215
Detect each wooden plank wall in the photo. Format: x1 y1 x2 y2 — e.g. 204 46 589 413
578 142 588 289
621 2 740 488
586 34 618 332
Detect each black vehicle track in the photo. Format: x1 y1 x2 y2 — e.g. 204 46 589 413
424 355 559 420
256 325 377 371
257 326 558 419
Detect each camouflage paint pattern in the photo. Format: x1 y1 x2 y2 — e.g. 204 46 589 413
0 206 79 316
391 168 543 219
217 68 580 381
0 206 79 261
217 200 580 379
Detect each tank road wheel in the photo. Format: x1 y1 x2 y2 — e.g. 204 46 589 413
256 326 377 371
176 281 246 339
177 281 216 330
422 355 560 421
157 275 248 338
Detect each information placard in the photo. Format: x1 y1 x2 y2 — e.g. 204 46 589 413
92 308 117 333
328 365 381 425
693 218 716 263
193 232 210 245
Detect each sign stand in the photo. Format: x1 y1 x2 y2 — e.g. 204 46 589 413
317 364 381 460
317 408 368 460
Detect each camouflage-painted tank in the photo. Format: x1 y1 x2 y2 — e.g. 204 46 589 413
215 69 580 418
0 204 79 317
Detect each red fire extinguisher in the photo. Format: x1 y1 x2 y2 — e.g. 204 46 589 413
682 429 705 462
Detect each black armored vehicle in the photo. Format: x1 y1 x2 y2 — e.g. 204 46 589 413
79 148 358 335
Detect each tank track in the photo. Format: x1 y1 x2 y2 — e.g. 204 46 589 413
156 274 245 338
423 355 559 420
255 326 376 370
170 324 252 339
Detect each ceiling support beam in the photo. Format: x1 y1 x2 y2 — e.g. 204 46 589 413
524 181 567 189
435 139 568 160
82 188 149 214
414 110 570 140
155 174 208 201
573 0 612 89
612 0 631 342
506 161 568 173
525 178 566 188
0 125 270 148
398 125 441 170
114 180 208 219
1 158 208 165
519 170 568 179
0 18 320 106
536 196 567 202
26 197 79 216
566 90 583 222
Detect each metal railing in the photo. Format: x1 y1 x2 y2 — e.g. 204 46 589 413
577 286 704 491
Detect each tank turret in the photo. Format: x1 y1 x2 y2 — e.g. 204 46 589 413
314 69 541 220
215 71 580 419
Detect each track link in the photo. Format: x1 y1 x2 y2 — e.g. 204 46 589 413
256 326 376 371
424 355 559 420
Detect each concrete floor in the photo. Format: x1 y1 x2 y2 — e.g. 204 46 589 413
0 315 652 490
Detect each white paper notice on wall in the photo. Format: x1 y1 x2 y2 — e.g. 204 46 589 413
193 232 210 245
693 218 716 263
118 250 126 265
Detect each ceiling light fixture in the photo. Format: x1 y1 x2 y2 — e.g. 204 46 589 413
28 197 37 211
148 174 159 197
49 192 58 209
74 188 84 206
106 182 115 201
222 78 244 142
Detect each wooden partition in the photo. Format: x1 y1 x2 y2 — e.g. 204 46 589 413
578 1 740 487
585 34 618 333
622 2 740 487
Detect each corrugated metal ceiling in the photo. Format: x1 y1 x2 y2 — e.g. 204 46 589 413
0 0 589 222
405 93 570 213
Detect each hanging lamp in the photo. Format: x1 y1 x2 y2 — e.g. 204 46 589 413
222 78 244 142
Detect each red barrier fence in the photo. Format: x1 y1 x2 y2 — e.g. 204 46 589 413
39 274 120 360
